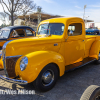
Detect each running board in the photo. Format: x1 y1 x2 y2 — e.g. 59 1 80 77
65 58 96 72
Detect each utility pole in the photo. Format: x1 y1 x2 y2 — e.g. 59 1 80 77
85 16 89 28
83 5 87 20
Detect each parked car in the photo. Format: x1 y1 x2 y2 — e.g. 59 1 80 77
86 27 100 35
0 17 100 91
0 26 35 69
0 26 35 48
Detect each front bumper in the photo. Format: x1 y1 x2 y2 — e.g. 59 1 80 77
0 75 28 85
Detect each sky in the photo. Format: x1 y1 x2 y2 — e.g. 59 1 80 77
0 0 100 25
33 0 100 22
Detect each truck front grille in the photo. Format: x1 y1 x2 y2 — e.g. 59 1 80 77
6 57 20 77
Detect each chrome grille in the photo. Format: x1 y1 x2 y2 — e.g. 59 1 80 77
2 48 9 77
6 56 20 77
2 40 13 77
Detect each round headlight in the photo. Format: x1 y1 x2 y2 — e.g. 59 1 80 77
20 57 28 71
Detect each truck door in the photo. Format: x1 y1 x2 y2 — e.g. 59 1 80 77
65 22 85 66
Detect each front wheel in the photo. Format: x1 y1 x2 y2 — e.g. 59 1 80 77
33 63 59 91
80 85 100 100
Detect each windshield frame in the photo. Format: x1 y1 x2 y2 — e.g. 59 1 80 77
37 23 65 36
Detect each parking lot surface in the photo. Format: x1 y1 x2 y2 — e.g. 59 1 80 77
0 63 100 100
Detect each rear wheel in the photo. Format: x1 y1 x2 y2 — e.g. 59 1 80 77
80 85 100 100
33 63 59 91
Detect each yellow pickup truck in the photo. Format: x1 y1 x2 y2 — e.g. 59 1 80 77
0 17 100 91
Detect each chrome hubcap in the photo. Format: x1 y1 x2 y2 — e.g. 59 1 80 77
42 70 54 86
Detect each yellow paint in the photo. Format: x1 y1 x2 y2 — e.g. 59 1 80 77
15 51 65 83
3 17 100 83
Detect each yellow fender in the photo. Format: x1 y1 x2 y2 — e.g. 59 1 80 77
89 40 100 59
15 51 65 83
0 58 3 69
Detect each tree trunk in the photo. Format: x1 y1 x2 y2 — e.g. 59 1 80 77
11 0 14 26
11 12 14 26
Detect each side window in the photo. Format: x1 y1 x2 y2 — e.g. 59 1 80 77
15 29 25 37
26 29 33 36
11 30 19 37
67 23 82 36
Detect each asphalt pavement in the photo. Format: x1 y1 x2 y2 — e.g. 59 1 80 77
0 62 100 100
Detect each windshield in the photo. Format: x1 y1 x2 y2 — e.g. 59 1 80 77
37 23 65 36
0 30 10 39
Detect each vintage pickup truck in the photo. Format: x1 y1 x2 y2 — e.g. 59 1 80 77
0 17 100 91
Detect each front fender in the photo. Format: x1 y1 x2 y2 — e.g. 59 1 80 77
89 40 100 59
15 51 65 83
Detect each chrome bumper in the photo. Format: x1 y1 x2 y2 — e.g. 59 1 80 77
0 75 28 85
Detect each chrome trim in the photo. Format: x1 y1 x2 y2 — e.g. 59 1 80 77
3 40 12 49
6 55 22 59
0 75 28 84
2 40 13 77
42 70 54 86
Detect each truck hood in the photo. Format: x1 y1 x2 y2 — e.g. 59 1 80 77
5 36 62 57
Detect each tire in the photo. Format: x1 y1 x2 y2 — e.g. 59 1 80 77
33 63 59 92
80 85 100 100
95 52 100 64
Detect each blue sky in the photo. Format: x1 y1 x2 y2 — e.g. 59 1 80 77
0 0 100 25
34 0 100 22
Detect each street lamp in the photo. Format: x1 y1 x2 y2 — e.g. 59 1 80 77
85 16 89 28
83 5 87 20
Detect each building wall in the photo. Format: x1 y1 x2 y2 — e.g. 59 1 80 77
14 19 23 26
95 23 100 29
85 22 100 29
85 23 94 29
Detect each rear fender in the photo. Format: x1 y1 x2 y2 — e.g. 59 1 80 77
89 40 100 59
